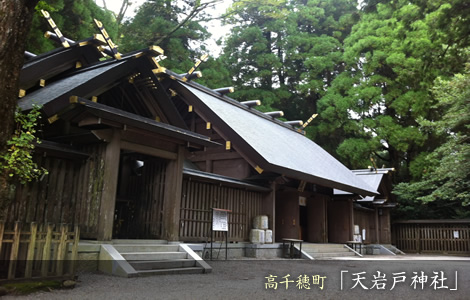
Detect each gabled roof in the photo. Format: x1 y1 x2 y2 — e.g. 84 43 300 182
19 39 380 196
334 168 395 203
175 82 378 196
19 59 131 115
20 44 103 91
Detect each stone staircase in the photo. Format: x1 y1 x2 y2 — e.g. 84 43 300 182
99 240 211 277
381 244 406 255
301 243 358 259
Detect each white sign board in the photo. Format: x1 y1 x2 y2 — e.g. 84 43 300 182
212 209 228 231
454 230 460 239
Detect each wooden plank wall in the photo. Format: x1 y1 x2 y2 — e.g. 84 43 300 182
353 209 377 243
179 179 264 242
5 144 106 239
392 221 470 254
327 200 352 243
0 221 79 281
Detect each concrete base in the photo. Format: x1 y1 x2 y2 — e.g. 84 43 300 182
74 240 400 274
245 243 283 258
76 242 101 272
186 242 283 260
364 244 397 255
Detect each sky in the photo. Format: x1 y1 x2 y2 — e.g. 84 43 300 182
101 0 233 56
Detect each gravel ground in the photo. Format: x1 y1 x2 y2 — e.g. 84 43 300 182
3 256 470 300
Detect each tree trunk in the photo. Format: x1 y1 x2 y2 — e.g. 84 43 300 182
0 0 38 218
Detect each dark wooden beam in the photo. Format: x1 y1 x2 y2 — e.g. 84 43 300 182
34 140 90 160
137 61 188 129
188 150 242 162
121 140 177 160
120 129 179 152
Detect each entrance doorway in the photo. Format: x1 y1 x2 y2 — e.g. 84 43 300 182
113 152 168 239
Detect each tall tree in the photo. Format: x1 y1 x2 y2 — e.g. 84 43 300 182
26 0 118 54
0 0 39 217
221 0 288 111
317 0 470 180
119 0 217 73
220 0 358 131
393 63 470 219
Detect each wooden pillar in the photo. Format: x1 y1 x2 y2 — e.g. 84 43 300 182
262 182 276 238
97 129 121 241
375 208 380 243
162 145 184 241
349 199 354 241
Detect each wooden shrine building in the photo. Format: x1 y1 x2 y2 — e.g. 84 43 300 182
6 31 378 243
332 168 396 244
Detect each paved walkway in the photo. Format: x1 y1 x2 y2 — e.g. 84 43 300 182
3 256 470 300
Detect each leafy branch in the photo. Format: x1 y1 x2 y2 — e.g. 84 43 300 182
0 105 48 184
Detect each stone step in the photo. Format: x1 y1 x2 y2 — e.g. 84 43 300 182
307 252 356 258
112 239 168 245
301 244 346 249
130 259 196 270
121 251 187 261
136 267 205 276
114 244 180 253
302 247 350 253
302 243 344 247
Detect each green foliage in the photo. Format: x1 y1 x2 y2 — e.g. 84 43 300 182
393 66 470 219
0 105 48 184
26 0 118 54
317 0 469 182
221 0 358 138
119 0 211 72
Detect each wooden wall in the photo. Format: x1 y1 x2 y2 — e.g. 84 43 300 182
189 119 253 180
5 144 106 239
353 208 377 243
179 179 264 242
392 221 470 254
275 191 300 241
328 200 352 243
307 194 328 243
379 208 391 244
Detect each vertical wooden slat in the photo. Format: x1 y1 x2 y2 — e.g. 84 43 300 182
56 224 67 275
75 150 86 229
26 157 42 222
159 160 166 237
0 220 4 255
196 181 202 239
25 222 38 278
8 221 21 279
53 160 67 223
33 223 44 271
41 223 53 277
70 225 80 275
